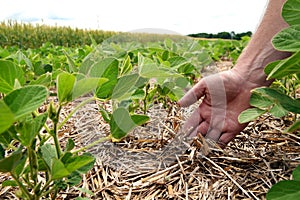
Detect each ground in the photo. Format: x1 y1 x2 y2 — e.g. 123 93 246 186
0 61 299 200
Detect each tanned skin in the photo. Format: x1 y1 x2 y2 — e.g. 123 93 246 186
178 0 291 148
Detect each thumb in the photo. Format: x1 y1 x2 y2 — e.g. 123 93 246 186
178 79 206 107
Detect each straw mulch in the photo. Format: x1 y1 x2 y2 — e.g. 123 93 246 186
57 96 299 199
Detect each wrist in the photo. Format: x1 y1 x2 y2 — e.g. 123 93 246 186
231 63 273 89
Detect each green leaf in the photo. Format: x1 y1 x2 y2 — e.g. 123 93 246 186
120 55 132 75
176 77 190 88
164 38 173 50
2 180 18 187
89 58 118 78
61 152 72 163
63 50 77 73
34 64 52 76
92 58 119 99
67 171 82 186
17 113 48 146
57 72 76 104
272 26 300 52
99 107 111 123
178 63 195 74
76 153 95 174
79 51 98 75
38 157 48 171
0 131 13 147
266 180 300 200
65 154 95 174
266 51 300 79
131 114 150 126
168 86 185 101
293 165 300 181
0 100 15 134
4 85 48 120
250 91 274 108
0 145 4 159
29 73 52 86
161 50 170 61
51 158 70 180
282 0 300 26
264 60 281 76
65 138 75 152
254 87 300 114
0 48 10 58
33 112 49 132
112 73 139 101
12 50 33 70
110 107 136 140
40 144 57 169
238 108 266 123
96 79 118 99
0 60 25 94
168 56 187 67
43 64 53 73
72 77 107 99
131 88 145 99
12 154 26 177
269 104 289 118
0 150 23 173
0 77 14 94
286 119 300 133
138 53 181 78
135 76 148 88
197 51 213 69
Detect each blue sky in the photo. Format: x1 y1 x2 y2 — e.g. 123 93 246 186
0 0 269 35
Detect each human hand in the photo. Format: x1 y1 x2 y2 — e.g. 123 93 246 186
178 69 260 148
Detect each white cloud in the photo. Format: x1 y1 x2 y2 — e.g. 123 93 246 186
0 0 268 34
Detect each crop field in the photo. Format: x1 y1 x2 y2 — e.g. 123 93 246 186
0 1 300 198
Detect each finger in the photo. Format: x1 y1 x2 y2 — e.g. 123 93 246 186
204 73 227 143
194 121 209 137
217 121 248 148
181 107 202 137
218 131 239 148
204 108 226 142
178 79 206 107
205 127 222 142
187 120 210 137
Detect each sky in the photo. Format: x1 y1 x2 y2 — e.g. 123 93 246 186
0 0 269 35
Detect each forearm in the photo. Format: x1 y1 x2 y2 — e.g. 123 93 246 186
232 0 291 87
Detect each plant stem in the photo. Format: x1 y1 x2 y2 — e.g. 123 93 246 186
28 147 38 185
53 105 62 158
11 173 32 200
143 83 150 114
39 178 52 197
57 96 96 130
72 136 110 154
51 187 59 200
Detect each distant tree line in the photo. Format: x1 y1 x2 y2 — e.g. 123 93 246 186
187 31 252 40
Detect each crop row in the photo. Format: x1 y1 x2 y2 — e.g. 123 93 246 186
0 20 117 48
0 37 237 198
0 21 249 60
